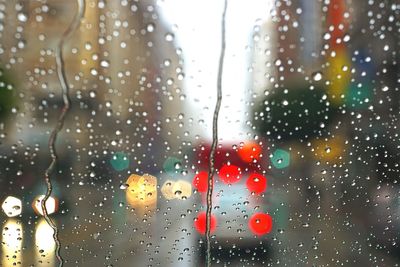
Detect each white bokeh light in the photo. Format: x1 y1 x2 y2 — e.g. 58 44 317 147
1 196 22 218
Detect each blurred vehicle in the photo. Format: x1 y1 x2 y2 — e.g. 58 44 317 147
191 140 280 263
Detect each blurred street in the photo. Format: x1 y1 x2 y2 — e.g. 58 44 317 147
0 0 399 266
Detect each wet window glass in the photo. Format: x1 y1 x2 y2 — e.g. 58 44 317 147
0 0 399 266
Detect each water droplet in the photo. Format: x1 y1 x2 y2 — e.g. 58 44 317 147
119 183 129 190
163 59 171 67
165 33 174 42
100 60 110 68
312 71 323 81
146 23 155 32
17 13 28 22
174 162 181 170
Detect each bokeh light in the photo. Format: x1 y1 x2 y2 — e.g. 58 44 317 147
249 213 273 236
271 149 290 169
246 173 267 194
192 171 210 193
2 220 23 267
312 136 345 162
126 174 157 207
163 157 182 175
35 219 55 265
218 164 242 184
161 180 175 200
238 141 261 163
1 196 22 218
194 211 216 235
31 195 59 216
172 180 192 200
110 152 130 171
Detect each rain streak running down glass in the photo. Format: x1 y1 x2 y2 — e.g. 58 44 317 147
0 0 399 267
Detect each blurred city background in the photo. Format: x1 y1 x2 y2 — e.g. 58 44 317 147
0 0 399 266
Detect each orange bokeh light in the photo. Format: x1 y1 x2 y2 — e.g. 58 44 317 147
238 141 262 163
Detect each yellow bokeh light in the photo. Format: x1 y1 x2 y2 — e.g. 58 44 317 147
35 219 55 266
326 50 351 105
172 180 192 200
32 195 59 216
161 180 176 200
126 174 157 208
312 136 345 162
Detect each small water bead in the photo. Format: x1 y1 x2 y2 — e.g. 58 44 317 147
312 71 323 81
100 60 110 68
119 183 129 190
165 33 174 42
17 13 28 22
163 59 171 67
146 23 155 32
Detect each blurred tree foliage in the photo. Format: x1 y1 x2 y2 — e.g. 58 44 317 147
253 82 339 142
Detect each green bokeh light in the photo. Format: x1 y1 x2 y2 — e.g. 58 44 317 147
110 152 129 171
163 157 182 175
344 82 373 109
271 149 290 169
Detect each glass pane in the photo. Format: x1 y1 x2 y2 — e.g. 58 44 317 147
0 0 399 266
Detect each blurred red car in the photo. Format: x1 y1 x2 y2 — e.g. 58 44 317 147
191 140 275 263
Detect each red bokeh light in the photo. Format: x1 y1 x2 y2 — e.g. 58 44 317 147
246 173 267 194
194 211 216 235
218 164 242 184
192 171 211 193
238 141 262 163
249 213 273 236
194 141 268 173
